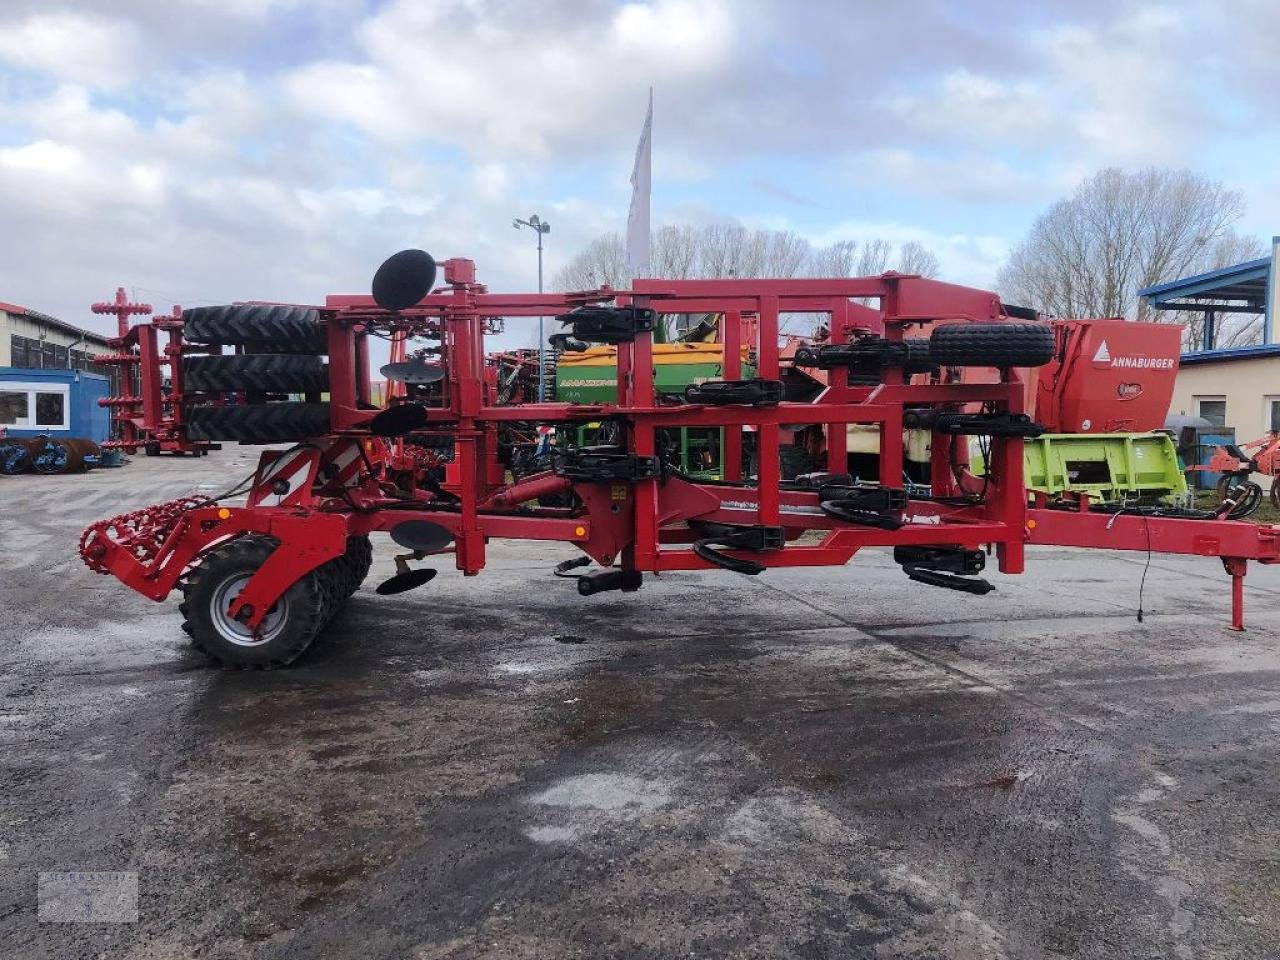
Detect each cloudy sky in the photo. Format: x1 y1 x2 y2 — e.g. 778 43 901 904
1 0 1277 341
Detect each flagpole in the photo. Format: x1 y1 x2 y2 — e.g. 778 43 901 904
626 87 653 279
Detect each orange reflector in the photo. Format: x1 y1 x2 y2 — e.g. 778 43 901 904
217 508 231 520
574 526 587 537
1026 519 1037 530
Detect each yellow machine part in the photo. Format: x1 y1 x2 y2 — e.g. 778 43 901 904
556 343 753 368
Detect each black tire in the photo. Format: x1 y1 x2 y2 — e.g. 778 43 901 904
183 304 326 354
183 354 327 393
902 339 938 375
929 322 1055 368
780 444 816 481
747 444 816 481
187 403 331 442
180 536 326 668
341 535 373 597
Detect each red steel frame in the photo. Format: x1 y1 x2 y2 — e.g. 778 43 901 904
92 288 212 454
80 260 1280 634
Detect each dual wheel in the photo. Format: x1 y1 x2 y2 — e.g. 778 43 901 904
180 534 372 668
181 304 332 443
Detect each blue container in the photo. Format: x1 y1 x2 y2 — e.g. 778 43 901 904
0 367 111 444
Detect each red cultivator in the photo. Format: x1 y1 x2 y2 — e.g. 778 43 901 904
79 251 1280 667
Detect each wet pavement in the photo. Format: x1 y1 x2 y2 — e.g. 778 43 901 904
3 449 1280 959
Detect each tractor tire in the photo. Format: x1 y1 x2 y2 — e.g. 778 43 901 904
747 444 816 481
186 403 331 443
929 322 1055 368
902 339 937 375
340 535 373 597
780 444 816 481
182 304 326 354
183 354 327 394
1271 480 1280 509
180 535 327 668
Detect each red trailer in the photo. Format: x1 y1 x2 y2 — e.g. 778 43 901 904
79 252 1280 667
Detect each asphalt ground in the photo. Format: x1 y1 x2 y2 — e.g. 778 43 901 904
3 448 1280 959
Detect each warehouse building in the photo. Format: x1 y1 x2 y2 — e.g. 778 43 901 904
1141 237 1280 442
0 300 114 372
1 301 118 441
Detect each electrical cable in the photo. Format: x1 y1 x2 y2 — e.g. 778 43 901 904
1137 515 1152 623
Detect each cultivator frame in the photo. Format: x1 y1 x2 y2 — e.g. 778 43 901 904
92 288 214 455
79 253 1280 666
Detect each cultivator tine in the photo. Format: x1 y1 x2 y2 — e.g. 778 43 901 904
375 553 439 595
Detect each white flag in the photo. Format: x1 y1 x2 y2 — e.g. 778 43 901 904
625 88 653 277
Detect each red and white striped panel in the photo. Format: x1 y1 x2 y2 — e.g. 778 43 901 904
317 438 370 489
247 447 321 507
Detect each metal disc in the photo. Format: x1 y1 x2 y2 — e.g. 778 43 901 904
390 520 455 553
372 249 438 311
374 568 438 595
368 404 428 437
380 359 445 385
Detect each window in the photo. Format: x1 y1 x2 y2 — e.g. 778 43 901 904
35 392 65 427
0 382 69 429
0 391 28 425
1196 397 1226 427
1267 398 1280 434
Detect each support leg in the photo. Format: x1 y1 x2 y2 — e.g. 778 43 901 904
1223 557 1247 631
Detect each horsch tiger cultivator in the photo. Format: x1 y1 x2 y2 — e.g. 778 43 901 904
79 250 1280 667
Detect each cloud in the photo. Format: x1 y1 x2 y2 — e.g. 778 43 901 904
1037 6 1203 163
285 0 734 157
887 69 1051 141
845 148 1049 204
0 11 144 89
0 0 1274 344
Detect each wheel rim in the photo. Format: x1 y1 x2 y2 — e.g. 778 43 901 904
209 574 288 647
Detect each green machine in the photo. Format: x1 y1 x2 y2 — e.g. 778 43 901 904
554 343 756 478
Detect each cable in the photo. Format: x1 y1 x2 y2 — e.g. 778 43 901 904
1138 515 1151 622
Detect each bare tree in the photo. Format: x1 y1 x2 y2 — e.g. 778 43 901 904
997 168 1262 340
550 233 630 290
554 227 940 291
898 240 940 278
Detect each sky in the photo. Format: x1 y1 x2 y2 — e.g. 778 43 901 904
1 0 1277 344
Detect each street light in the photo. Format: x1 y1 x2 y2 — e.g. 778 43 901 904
513 213 551 400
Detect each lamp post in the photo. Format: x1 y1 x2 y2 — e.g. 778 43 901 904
513 213 551 399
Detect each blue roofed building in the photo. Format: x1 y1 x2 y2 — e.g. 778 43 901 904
1141 237 1280 442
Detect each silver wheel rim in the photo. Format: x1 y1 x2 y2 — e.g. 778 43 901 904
210 574 288 647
